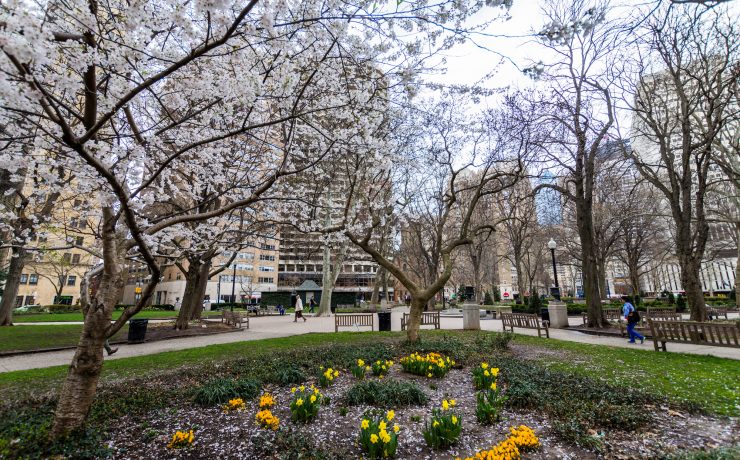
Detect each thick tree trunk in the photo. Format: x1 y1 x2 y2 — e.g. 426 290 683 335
370 267 382 304
189 261 211 320
317 241 348 317
0 246 26 326
679 256 707 321
51 237 126 437
175 259 202 330
406 296 429 342
577 202 605 328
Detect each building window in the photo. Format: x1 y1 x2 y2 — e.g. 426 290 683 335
62 253 72 263
75 236 84 246
259 254 275 261
259 266 275 272
238 252 255 260
78 219 86 229
67 275 76 286
72 254 81 264
38 235 47 243
176 274 182 280
20 273 28 284
15 296 23 307
28 274 38 285
73 199 82 207
258 277 274 283
261 243 276 251
25 295 36 305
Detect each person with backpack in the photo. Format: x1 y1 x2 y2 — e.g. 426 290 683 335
622 296 644 344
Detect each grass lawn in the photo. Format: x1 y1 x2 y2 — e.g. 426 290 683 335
12 309 228 323
0 325 128 353
0 331 737 416
514 335 740 416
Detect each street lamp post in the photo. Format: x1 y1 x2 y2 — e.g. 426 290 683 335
548 239 561 301
230 263 237 312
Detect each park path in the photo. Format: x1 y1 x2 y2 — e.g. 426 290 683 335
2 310 738 373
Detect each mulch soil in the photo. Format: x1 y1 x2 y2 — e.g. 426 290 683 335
105 363 737 460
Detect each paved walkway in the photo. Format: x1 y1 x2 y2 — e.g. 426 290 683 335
2 311 738 373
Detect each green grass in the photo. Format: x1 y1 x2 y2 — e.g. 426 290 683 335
0 325 128 353
12 309 228 323
0 331 737 416
513 335 740 417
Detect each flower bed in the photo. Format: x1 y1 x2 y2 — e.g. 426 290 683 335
399 352 454 378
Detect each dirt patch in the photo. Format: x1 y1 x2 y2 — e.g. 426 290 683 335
104 364 736 459
115 320 239 344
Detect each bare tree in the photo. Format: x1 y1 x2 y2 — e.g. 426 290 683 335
526 0 619 327
623 4 738 320
345 99 524 341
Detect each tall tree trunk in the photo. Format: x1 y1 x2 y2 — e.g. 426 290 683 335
317 241 348 316
577 201 605 327
189 260 211 320
0 246 26 325
514 253 526 299
406 296 429 342
370 267 382 304
679 255 707 321
175 258 202 330
597 260 607 301
51 214 126 437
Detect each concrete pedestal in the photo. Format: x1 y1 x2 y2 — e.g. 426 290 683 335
463 304 481 330
547 302 568 328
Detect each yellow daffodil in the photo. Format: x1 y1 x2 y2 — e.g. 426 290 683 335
370 434 379 444
361 419 370 430
310 395 317 403
481 362 489 369
379 421 387 431
393 424 400 433
386 410 395 421
452 415 458 424
490 382 497 391
296 398 303 406
442 400 450 410
291 387 297 393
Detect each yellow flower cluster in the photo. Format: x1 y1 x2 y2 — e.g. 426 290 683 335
400 352 454 378
456 425 540 460
259 392 275 410
256 409 280 430
473 362 501 391
167 429 194 449
508 425 540 451
320 366 340 386
460 437 521 460
372 359 394 378
222 397 246 412
360 410 400 458
441 399 457 411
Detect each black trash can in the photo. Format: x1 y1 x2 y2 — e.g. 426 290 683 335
330 304 336 314
377 311 392 331
541 308 550 323
128 318 149 343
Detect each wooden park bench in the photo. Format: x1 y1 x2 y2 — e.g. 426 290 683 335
222 310 249 329
708 307 730 320
582 307 622 325
620 310 682 337
647 319 740 351
334 313 374 332
501 313 549 338
401 311 440 331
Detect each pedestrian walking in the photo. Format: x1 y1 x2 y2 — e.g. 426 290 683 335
309 296 316 313
103 339 118 356
294 295 306 322
622 296 644 344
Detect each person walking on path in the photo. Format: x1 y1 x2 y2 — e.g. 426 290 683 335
294 296 306 322
103 339 118 356
622 296 644 344
308 296 316 313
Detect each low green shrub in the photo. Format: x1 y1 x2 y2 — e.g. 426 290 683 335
0 404 111 459
192 377 260 406
142 304 175 311
344 380 428 408
46 304 81 313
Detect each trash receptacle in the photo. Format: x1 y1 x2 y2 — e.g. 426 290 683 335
330 304 336 314
377 311 391 331
541 308 550 323
128 318 149 343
